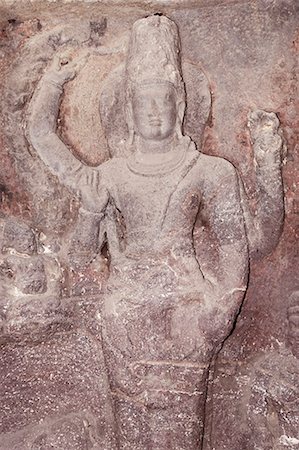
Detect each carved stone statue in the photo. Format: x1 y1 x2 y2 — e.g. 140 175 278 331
27 15 284 449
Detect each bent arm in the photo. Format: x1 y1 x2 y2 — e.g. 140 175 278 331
27 59 103 211
28 70 82 188
244 110 285 259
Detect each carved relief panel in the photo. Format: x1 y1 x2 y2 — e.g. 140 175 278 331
0 2 297 449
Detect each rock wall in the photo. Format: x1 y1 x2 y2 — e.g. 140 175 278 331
0 1 298 449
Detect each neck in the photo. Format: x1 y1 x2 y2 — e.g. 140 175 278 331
127 134 194 176
136 134 176 154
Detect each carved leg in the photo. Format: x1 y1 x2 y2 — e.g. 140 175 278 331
112 391 205 450
102 333 209 449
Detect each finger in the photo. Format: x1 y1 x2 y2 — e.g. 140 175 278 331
249 109 262 120
51 54 62 71
288 327 299 337
289 315 299 326
248 110 267 131
288 305 299 314
56 48 76 67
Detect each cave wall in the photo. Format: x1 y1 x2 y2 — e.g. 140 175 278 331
0 1 298 449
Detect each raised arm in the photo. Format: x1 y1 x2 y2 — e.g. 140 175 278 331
27 51 106 212
242 110 285 260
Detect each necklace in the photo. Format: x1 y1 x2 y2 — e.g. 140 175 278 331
127 138 190 177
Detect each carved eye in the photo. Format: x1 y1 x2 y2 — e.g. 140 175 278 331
164 93 172 104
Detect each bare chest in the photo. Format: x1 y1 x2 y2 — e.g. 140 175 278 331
110 167 201 234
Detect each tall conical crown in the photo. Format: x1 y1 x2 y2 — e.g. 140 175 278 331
126 15 184 95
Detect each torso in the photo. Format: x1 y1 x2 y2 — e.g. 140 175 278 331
99 148 241 363
103 149 202 263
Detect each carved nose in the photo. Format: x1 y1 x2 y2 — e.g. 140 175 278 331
149 99 159 117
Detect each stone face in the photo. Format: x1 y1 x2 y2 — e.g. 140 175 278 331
0 1 298 449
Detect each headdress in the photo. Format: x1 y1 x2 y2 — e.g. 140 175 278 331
98 16 211 157
126 15 185 99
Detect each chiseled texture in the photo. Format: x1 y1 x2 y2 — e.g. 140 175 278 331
0 1 297 449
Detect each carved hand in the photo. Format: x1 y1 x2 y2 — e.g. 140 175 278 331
45 49 88 86
248 110 283 167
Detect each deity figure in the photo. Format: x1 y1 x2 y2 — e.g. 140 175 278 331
28 15 284 449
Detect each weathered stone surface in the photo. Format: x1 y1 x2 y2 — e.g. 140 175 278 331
0 331 116 448
0 1 298 449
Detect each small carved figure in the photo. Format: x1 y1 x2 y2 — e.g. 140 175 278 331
28 15 284 449
0 216 65 344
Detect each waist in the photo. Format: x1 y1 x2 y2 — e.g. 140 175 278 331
108 252 203 291
111 241 196 264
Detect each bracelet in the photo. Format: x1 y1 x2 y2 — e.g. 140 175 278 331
43 77 63 92
79 206 103 218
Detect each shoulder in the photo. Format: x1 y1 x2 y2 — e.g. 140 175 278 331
196 153 240 200
198 153 237 180
97 157 127 177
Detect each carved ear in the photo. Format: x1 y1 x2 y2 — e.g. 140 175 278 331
125 101 135 144
176 99 186 138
